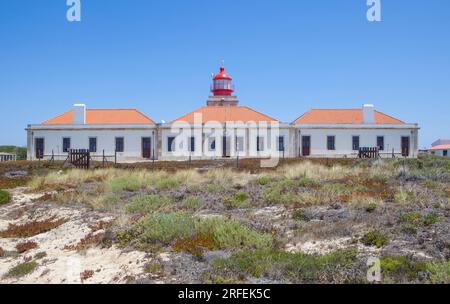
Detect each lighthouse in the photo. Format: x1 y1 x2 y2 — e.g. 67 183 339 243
207 65 239 106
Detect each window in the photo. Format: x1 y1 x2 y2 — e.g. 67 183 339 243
377 136 384 151
167 137 175 152
327 136 335 150
257 137 264 152
189 137 195 153
89 138 97 153
278 136 285 152
115 137 124 152
236 137 244 152
444 150 448 157
352 136 360 151
63 138 71 153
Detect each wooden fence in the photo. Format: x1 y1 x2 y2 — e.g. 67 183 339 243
358 147 379 159
68 149 90 169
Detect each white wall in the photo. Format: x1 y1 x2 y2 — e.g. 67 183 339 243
160 124 292 160
297 127 418 157
27 128 156 162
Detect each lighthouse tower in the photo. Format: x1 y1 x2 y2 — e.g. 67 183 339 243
207 65 239 106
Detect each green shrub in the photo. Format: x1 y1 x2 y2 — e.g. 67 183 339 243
426 261 450 284
400 212 422 224
122 213 272 251
297 177 320 188
292 209 304 221
133 212 195 245
361 230 389 248
213 248 358 283
109 176 141 192
125 194 172 214
155 178 179 189
256 176 272 186
366 203 377 213
380 256 426 281
4 261 38 278
196 217 273 250
0 190 11 205
182 196 203 211
144 262 162 274
223 192 251 209
423 214 439 226
400 212 439 226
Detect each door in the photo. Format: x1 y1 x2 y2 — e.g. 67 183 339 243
142 137 151 159
222 136 231 158
35 138 44 159
302 136 311 156
401 136 410 157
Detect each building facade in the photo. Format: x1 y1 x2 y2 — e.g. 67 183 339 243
428 139 450 157
26 66 420 162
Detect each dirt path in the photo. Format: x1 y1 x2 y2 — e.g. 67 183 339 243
0 187 149 284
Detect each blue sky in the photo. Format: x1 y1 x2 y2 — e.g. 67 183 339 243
0 0 449 148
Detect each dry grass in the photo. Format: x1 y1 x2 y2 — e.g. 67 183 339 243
80 270 94 282
0 217 67 238
278 161 362 181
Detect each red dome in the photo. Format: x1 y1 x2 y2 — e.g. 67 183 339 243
213 66 232 80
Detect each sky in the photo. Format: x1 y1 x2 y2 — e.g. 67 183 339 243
0 0 449 148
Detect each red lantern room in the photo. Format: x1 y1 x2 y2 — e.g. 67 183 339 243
211 66 234 96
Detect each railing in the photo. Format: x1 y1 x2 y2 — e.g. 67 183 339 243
0 154 17 162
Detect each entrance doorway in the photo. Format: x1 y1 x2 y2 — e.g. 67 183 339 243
302 136 311 156
35 138 44 159
142 137 152 159
401 136 410 157
222 136 231 158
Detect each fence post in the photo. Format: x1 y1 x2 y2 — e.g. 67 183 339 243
236 155 239 169
115 151 117 164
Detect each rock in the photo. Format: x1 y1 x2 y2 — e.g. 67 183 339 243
4 171 28 178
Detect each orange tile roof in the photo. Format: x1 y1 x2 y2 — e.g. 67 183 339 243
293 109 404 125
171 106 279 123
42 109 156 125
429 144 450 151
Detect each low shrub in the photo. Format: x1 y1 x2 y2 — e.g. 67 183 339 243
182 196 203 211
213 248 359 283
144 262 162 274
292 209 304 221
4 261 38 278
426 261 450 284
366 203 378 213
0 217 67 238
0 190 11 205
423 214 439 226
109 176 142 192
361 230 389 248
222 192 252 209
173 232 217 257
380 256 426 281
125 194 172 215
256 176 272 186
132 212 196 246
196 217 273 251
16 241 38 253
155 178 179 189
121 213 273 251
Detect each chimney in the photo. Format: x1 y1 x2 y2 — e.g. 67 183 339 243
73 104 86 124
362 104 375 124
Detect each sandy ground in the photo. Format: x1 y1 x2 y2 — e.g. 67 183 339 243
0 187 149 284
